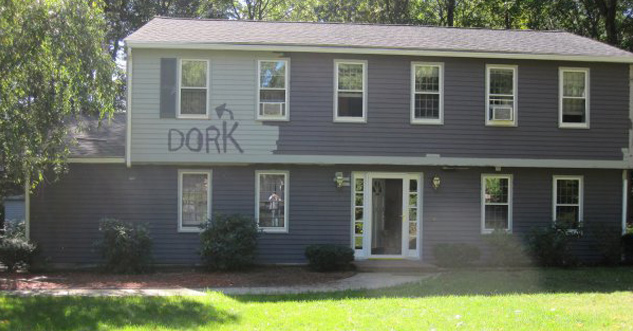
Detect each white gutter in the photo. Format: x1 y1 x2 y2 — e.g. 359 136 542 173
68 157 126 164
126 45 133 168
623 170 629 235
125 41 633 64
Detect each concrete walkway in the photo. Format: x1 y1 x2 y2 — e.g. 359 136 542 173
1 272 433 297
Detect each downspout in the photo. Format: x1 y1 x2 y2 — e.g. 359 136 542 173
126 45 133 168
623 170 629 235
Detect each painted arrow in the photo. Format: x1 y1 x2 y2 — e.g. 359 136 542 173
215 103 235 120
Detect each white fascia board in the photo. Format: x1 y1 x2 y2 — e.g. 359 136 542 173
125 41 633 64
130 155 631 169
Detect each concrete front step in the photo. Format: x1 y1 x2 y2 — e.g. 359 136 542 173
353 259 439 273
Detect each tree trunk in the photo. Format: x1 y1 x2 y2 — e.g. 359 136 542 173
596 0 619 45
446 0 455 26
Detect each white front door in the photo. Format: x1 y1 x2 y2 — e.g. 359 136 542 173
352 172 422 260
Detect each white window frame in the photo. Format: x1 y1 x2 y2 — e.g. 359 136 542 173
256 59 290 121
177 169 212 233
481 174 513 234
177 58 210 119
255 170 290 233
485 64 518 127
552 175 584 229
334 59 368 123
559 67 590 129
410 62 444 125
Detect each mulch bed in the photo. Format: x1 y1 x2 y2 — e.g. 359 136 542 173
0 266 355 290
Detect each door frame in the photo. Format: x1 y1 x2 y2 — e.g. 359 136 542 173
351 172 423 260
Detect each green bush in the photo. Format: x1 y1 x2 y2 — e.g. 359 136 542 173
94 218 153 274
587 223 622 266
483 229 529 267
432 243 481 268
200 214 259 270
305 244 354 271
524 224 578 267
0 222 37 273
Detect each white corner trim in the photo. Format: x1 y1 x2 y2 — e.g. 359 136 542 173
24 178 30 240
126 46 132 168
177 169 212 233
68 157 126 164
124 41 633 64
255 170 290 233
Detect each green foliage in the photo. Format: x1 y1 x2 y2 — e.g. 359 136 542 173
94 218 153 274
200 214 259 270
0 0 119 195
432 243 481 268
0 222 37 273
587 223 623 266
304 244 354 271
524 224 578 267
483 229 529 267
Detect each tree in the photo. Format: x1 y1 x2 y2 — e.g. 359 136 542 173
0 0 119 198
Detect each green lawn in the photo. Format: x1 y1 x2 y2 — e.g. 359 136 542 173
1 268 633 330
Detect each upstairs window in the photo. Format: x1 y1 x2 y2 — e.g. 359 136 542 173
255 171 289 233
179 59 209 118
553 176 584 230
481 174 513 234
258 59 289 120
178 170 211 232
559 68 590 128
411 62 444 125
486 65 518 126
334 60 367 122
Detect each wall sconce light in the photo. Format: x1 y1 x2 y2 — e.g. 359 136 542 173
431 175 441 190
333 172 350 188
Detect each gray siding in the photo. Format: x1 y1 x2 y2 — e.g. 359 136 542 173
130 49 630 164
279 53 630 160
30 164 622 265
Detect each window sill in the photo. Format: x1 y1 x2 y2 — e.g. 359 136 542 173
559 124 590 129
178 227 202 233
485 121 517 128
481 228 512 235
259 228 289 234
176 115 210 120
256 117 290 122
334 117 367 124
411 119 443 126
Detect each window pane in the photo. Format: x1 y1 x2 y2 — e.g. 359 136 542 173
563 71 586 97
355 207 364 221
181 89 206 115
485 178 508 203
258 174 286 228
562 98 586 123
484 205 509 230
355 178 364 192
409 194 417 208
260 61 286 88
409 180 417 192
338 63 363 90
260 90 286 102
355 193 364 207
556 180 579 204
409 208 417 221
338 92 363 117
409 223 417 249
182 60 207 87
414 93 440 119
556 206 580 228
181 174 208 227
415 66 439 92
355 236 363 249
489 69 514 95
355 222 363 234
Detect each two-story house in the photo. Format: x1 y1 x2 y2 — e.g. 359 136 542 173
27 18 633 266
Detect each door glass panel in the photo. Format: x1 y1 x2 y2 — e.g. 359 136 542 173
353 176 365 251
409 222 417 250
371 179 403 255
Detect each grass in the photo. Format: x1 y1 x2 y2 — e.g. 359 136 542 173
1 268 633 330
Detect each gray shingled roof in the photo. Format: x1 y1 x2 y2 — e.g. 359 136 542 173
68 113 126 158
125 17 633 60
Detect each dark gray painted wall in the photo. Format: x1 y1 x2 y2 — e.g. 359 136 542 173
276 53 629 160
30 164 622 265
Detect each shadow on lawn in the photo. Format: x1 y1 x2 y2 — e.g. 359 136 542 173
229 267 633 303
0 296 238 331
